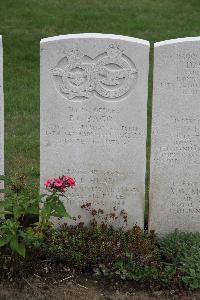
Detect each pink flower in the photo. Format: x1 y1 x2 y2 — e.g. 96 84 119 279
44 178 52 188
44 175 75 191
67 177 76 188
54 178 63 187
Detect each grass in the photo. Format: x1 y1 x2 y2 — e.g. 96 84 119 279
1 0 200 206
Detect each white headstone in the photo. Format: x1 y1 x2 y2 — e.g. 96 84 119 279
0 36 4 188
150 37 200 234
40 33 149 228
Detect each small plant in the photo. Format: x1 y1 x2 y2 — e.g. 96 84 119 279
0 175 39 221
40 175 75 227
42 217 160 275
3 175 200 291
0 219 26 257
160 230 200 289
0 174 75 257
0 175 39 257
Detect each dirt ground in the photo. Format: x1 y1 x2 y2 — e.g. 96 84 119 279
0 274 200 300
0 280 158 300
0 254 200 300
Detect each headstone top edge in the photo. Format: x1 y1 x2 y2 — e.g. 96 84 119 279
40 33 150 47
154 36 200 47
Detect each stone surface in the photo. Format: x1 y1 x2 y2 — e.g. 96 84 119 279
0 36 4 189
40 33 149 228
150 37 200 234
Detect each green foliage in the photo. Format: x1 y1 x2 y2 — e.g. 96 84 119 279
0 219 25 257
0 175 40 257
21 227 44 249
40 191 71 227
0 175 71 257
2 212 200 291
42 222 160 278
31 225 200 290
115 255 159 282
160 231 200 289
0 175 39 220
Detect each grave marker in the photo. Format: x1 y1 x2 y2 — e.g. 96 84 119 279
150 37 200 234
40 33 149 228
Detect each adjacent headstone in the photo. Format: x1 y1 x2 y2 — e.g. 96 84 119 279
40 33 149 228
150 37 200 234
0 36 4 189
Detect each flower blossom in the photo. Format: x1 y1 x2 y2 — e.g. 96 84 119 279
66 176 76 188
44 178 52 188
54 178 63 187
44 175 76 192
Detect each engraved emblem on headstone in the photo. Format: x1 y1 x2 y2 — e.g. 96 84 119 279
52 45 138 101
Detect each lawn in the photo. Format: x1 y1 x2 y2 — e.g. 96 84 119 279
1 0 200 202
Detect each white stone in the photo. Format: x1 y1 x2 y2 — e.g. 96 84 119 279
0 36 4 188
150 37 200 234
40 33 149 228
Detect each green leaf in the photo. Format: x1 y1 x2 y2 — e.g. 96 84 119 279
9 237 18 250
10 237 26 257
50 199 71 218
0 238 10 247
0 210 12 215
16 243 26 257
13 206 24 219
0 201 13 212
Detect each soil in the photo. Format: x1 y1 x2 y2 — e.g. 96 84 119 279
0 278 160 300
0 263 200 300
0 253 200 300
1 275 200 300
